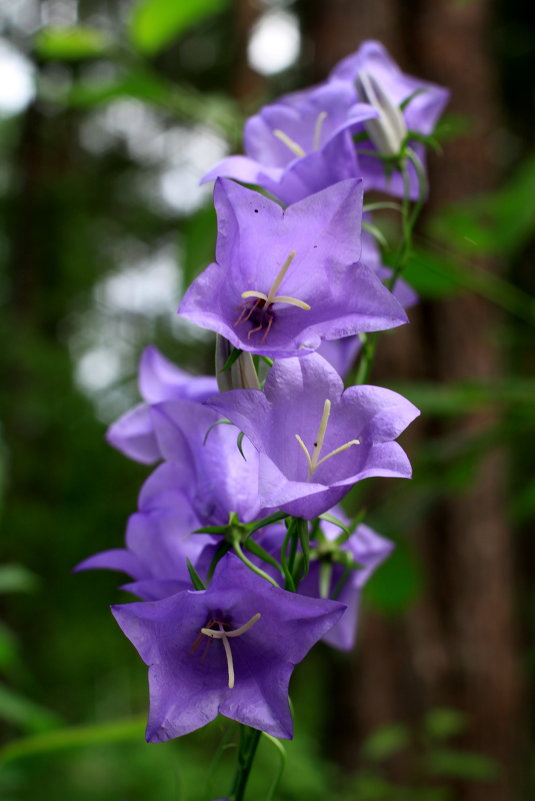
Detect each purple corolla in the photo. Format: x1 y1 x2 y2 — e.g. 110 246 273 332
75 473 213 601
302 520 394 651
202 80 377 206
107 346 217 465
208 353 419 520
179 178 407 358
330 40 449 198
112 554 345 740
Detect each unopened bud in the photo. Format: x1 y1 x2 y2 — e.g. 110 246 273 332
216 335 260 392
356 71 407 157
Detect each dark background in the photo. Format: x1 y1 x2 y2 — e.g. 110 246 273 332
0 1 534 799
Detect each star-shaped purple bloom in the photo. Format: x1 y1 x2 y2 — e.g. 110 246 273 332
107 346 217 465
112 554 345 741
179 178 407 358
208 353 419 520
201 80 377 205
330 40 450 198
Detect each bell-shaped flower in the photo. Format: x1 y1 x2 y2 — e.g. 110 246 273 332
201 80 377 205
75 477 216 601
179 178 407 359
330 40 450 198
301 518 394 651
112 554 345 741
107 346 217 465
208 353 419 520
147 399 265 526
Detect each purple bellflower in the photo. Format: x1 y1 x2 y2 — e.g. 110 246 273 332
147 399 264 526
75 475 214 601
201 80 378 206
107 346 217 465
179 178 407 358
302 519 394 651
112 554 345 741
330 40 449 198
208 353 419 520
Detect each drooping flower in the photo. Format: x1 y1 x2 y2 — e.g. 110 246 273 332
179 178 407 358
208 353 419 520
301 518 394 651
112 554 345 741
201 80 377 206
75 473 214 601
330 40 450 198
107 346 217 464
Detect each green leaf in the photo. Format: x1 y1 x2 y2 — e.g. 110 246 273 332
423 707 467 740
0 716 145 765
236 431 246 461
35 26 111 61
361 722 410 761
130 0 230 55
186 558 206 590
0 565 39 594
422 748 497 780
0 683 62 734
244 539 282 574
399 88 427 111
296 519 310 580
318 511 351 537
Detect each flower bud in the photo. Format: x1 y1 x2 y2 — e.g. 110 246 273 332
215 335 260 392
355 71 407 157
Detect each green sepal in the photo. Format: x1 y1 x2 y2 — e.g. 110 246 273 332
399 87 427 112
236 430 246 460
218 346 243 373
205 540 232 582
296 518 310 580
244 539 282 575
203 418 233 446
186 559 206 590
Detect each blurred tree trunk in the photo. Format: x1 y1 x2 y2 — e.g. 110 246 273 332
301 1 525 800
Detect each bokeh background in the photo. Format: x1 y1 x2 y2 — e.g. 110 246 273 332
0 1 534 799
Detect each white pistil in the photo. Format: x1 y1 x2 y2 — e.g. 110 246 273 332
273 129 306 158
313 111 328 150
241 251 311 312
295 399 361 482
200 613 261 690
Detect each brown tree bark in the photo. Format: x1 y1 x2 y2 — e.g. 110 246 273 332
301 2 526 799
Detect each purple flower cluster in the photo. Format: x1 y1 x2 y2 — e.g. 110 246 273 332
81 40 447 750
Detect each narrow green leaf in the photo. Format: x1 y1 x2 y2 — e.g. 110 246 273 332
0 716 145 765
296 519 310 580
186 559 206 591
206 541 232 582
35 26 111 60
130 0 229 56
244 511 288 539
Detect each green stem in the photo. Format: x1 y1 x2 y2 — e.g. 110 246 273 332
232 541 280 588
229 726 262 801
355 147 427 385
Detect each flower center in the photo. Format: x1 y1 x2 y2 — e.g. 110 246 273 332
295 399 361 482
194 612 261 689
234 251 310 344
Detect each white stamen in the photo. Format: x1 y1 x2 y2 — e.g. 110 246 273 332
313 111 328 150
200 613 261 690
296 399 361 481
240 251 311 315
273 129 306 158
